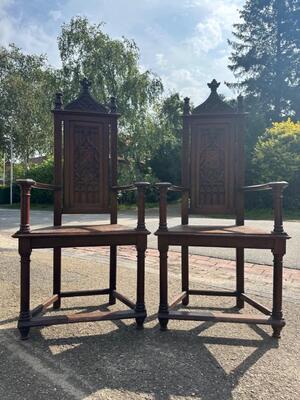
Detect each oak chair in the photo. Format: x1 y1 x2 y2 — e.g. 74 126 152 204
156 79 289 338
13 79 149 339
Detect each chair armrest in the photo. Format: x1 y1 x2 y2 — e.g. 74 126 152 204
34 182 61 191
242 181 288 192
111 184 136 192
17 179 61 191
16 179 61 234
168 185 189 193
111 182 150 230
155 183 189 230
242 181 288 234
134 182 150 230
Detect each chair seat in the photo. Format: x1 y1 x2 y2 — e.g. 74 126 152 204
13 224 148 238
158 224 286 238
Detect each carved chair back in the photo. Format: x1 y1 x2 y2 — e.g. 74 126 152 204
182 80 246 225
52 79 119 225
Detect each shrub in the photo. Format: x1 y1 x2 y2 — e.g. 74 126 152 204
12 158 54 204
251 119 300 209
0 186 10 203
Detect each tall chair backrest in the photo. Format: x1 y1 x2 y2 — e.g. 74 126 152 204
182 79 247 225
52 78 119 225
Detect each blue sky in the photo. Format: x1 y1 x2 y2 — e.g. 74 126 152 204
0 0 244 103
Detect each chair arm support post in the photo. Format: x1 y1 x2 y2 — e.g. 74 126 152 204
271 183 287 235
242 181 288 235
156 182 172 231
17 179 36 233
135 182 150 230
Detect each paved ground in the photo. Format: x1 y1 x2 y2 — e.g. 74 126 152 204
0 227 300 399
0 207 299 269
1 207 299 399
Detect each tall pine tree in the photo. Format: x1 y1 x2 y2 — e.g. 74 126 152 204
228 0 300 121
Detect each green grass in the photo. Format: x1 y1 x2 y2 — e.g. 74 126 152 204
190 208 300 221
245 208 300 221
1 203 300 220
0 203 53 211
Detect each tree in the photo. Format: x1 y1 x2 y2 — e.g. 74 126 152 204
149 93 183 185
252 118 300 208
228 0 300 121
58 16 163 181
0 44 57 167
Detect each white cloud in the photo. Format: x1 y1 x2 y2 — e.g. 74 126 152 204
0 0 60 66
185 0 241 56
0 0 244 101
187 18 223 54
155 53 168 69
0 0 15 46
49 10 63 22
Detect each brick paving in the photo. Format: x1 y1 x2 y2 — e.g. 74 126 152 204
69 245 300 301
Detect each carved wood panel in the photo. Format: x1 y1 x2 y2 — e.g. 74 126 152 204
190 123 235 214
63 120 109 213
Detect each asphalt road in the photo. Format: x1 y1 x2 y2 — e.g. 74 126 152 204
0 206 299 269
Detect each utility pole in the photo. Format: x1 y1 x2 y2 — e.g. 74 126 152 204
10 138 13 205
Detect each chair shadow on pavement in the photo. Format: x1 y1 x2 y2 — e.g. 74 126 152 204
0 303 279 400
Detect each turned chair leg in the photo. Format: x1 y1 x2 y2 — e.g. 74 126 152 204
109 245 117 305
272 252 285 339
236 248 245 309
135 243 146 329
53 247 61 310
181 246 189 306
18 240 31 340
158 244 169 331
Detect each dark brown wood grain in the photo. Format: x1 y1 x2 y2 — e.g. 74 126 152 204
156 79 289 338
14 80 149 339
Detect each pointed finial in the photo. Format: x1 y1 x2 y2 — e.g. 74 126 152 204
208 79 220 93
237 94 244 112
110 96 117 113
80 77 92 93
54 92 63 110
183 97 190 115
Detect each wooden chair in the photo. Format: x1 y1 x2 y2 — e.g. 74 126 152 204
13 79 149 339
156 79 289 338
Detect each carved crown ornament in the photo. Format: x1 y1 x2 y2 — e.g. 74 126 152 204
54 78 118 114
192 79 235 114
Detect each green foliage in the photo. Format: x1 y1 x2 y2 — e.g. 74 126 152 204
58 16 163 182
149 93 183 184
252 119 300 208
0 44 58 165
228 0 300 121
11 158 54 204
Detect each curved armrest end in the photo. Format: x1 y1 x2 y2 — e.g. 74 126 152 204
134 181 150 187
155 182 172 189
269 181 288 190
16 178 36 187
